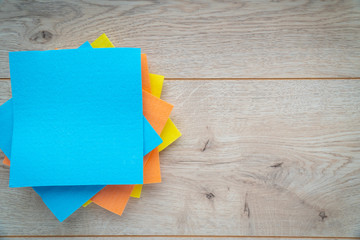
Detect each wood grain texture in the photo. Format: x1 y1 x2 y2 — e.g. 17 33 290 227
0 238 353 240
0 0 360 78
0 80 359 237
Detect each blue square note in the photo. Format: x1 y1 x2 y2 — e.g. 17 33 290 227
9 48 143 187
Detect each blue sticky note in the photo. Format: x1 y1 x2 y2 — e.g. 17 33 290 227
33 185 105 221
9 48 144 187
143 117 162 155
78 41 92 49
0 99 13 158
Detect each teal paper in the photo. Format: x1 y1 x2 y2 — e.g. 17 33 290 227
9 48 144 187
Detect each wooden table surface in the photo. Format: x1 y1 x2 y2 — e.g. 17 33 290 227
0 0 359 239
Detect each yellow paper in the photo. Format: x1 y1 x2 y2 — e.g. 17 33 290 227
82 200 92 207
91 33 115 48
149 74 181 152
149 74 164 98
158 118 182 152
130 184 143 198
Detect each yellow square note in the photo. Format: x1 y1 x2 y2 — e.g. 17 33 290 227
130 184 143 198
149 73 164 98
82 200 92 207
149 74 181 152
158 118 181 152
91 33 115 48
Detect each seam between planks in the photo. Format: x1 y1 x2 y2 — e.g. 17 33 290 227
165 78 360 80
1 235 359 239
1 78 360 81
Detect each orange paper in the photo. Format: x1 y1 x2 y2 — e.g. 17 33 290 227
143 148 161 184
92 147 162 215
143 90 173 135
91 185 134 216
3 155 10 166
141 54 151 93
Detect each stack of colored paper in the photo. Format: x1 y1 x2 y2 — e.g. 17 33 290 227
0 34 181 222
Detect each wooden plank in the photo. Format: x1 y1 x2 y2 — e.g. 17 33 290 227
0 80 359 237
0 80 11 101
0 0 359 78
0 237 352 240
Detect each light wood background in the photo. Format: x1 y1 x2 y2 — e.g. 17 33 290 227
0 0 359 239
